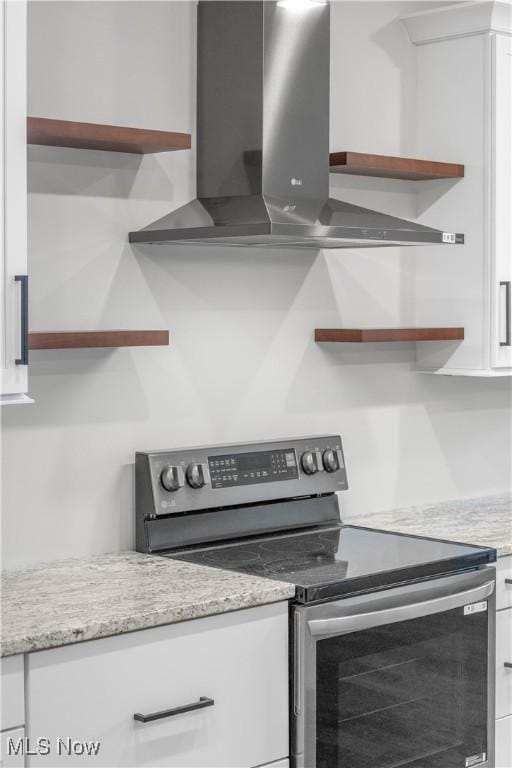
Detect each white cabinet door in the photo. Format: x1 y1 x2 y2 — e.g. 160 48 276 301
497 557 512 611
27 603 288 768
0 656 24 732
492 33 512 368
404 4 512 377
0 0 31 405
495 715 512 768
496 608 512 720
1 728 25 768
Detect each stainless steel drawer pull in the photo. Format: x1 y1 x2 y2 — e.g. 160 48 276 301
505 578 512 585
504 662 512 669
134 696 214 723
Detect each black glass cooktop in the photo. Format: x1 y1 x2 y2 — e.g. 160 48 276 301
169 524 496 603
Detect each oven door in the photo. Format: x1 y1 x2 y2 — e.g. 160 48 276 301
292 567 496 768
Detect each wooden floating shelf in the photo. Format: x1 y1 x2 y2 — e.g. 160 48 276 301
27 117 191 154
329 151 464 181
315 328 465 343
29 330 170 350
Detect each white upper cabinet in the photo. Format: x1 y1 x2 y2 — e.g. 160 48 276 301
492 32 512 370
1 0 31 404
403 2 512 376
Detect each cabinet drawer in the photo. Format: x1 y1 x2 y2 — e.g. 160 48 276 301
495 715 512 768
496 556 512 611
27 602 288 767
1 728 25 768
496 608 512 719
0 656 24 731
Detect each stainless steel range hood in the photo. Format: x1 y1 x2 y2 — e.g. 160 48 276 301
129 0 463 250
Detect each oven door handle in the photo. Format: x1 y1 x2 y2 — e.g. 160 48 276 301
308 578 495 637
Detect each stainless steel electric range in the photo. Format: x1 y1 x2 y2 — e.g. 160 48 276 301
136 436 497 768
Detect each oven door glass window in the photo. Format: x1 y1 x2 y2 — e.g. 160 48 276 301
316 607 488 768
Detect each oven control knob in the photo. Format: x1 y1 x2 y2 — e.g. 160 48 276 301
186 462 209 489
160 465 183 492
322 449 339 473
301 451 318 475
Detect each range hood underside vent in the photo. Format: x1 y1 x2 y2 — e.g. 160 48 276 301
129 195 463 249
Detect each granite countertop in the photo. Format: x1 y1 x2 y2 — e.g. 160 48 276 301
346 493 512 557
0 552 294 658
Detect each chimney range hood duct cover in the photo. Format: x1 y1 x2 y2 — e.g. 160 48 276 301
129 1 463 250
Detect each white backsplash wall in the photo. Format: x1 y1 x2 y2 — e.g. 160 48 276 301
1 1 510 570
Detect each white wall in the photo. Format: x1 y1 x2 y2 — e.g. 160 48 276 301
1 1 510 570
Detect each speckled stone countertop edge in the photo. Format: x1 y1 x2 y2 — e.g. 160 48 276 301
0 582 294 658
0 552 295 658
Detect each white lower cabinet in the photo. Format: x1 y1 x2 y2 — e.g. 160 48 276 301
495 716 512 768
0 655 25 768
1 728 25 768
496 556 512 765
26 602 289 767
0 655 24 732
496 608 512 720
496 556 512 611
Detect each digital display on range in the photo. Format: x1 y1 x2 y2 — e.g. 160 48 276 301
208 449 298 489
237 453 271 472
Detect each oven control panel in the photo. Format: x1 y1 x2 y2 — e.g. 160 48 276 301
136 435 348 517
208 448 299 489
